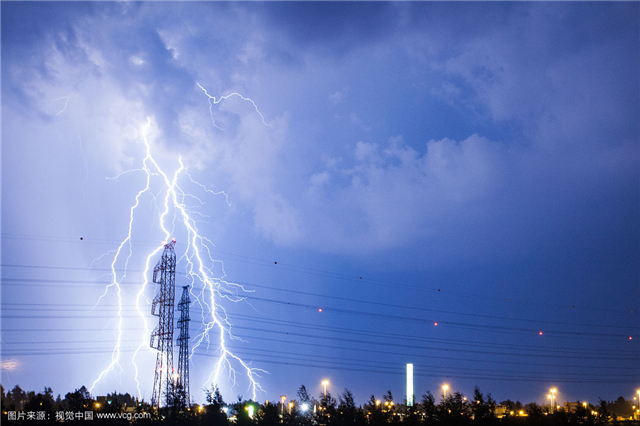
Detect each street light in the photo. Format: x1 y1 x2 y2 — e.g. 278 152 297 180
322 380 329 398
550 388 557 413
442 385 449 402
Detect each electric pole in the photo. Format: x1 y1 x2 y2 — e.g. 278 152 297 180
150 240 177 408
176 285 191 409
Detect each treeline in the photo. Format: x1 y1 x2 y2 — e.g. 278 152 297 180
1 383 636 425
2 384 141 425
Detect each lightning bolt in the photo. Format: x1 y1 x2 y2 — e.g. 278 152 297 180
47 96 72 116
91 83 269 403
197 82 270 130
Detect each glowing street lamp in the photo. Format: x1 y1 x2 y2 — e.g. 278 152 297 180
550 388 557 413
322 380 329 398
442 385 449 402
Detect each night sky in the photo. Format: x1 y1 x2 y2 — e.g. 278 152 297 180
1 1 639 408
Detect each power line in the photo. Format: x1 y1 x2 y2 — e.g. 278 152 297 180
2 305 635 342
2 338 633 377
2 235 635 315
2 309 637 357
3 334 636 374
226 324 639 361
0 345 634 384
2 277 638 337
2 321 637 363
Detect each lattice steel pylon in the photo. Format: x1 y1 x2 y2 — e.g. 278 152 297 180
176 285 191 409
150 240 177 408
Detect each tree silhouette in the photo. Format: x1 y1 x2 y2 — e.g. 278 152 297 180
200 385 228 426
421 391 437 424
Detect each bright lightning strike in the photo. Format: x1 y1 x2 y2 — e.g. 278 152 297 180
91 83 269 404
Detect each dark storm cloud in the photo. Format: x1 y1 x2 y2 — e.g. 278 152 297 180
263 2 394 46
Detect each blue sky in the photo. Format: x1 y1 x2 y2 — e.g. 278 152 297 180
1 1 639 407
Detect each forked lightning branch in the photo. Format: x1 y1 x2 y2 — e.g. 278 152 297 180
89 84 268 406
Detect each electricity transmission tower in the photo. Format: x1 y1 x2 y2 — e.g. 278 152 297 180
150 240 177 408
176 285 191 409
